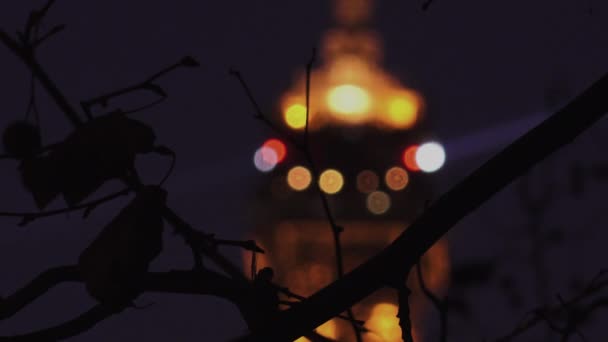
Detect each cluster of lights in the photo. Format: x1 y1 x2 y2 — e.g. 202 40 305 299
254 139 446 175
253 138 446 215
253 139 287 172
282 86 421 130
402 142 446 173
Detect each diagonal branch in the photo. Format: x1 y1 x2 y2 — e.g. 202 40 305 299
0 265 80 320
0 266 249 326
240 71 608 341
0 304 116 342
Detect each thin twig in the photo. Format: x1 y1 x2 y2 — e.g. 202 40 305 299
3 15 245 283
241 71 608 341
416 261 448 342
422 0 436 11
0 188 132 225
0 29 83 126
496 271 608 341
228 69 305 150
231 49 363 341
80 56 199 117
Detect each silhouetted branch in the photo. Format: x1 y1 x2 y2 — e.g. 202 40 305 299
0 266 250 329
0 188 132 225
0 304 116 342
496 270 608 341
231 48 363 341
416 261 448 342
240 72 608 341
18 0 58 46
228 69 305 150
80 56 200 117
276 285 366 329
0 265 79 320
3 8 246 284
32 24 65 48
0 29 84 127
422 0 436 11
160 206 248 281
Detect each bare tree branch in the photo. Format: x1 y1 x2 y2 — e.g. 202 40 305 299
0 188 132 225
0 304 116 342
416 261 448 342
239 72 608 341
0 29 83 126
496 272 608 341
0 265 79 320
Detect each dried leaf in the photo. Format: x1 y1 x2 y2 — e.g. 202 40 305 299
2 121 41 159
52 112 155 206
19 156 61 209
78 186 167 308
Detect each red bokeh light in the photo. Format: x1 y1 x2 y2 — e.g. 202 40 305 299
402 145 420 171
263 139 287 163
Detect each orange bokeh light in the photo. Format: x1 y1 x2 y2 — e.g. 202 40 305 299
287 166 312 191
263 139 287 163
385 166 409 191
402 145 420 171
318 169 344 194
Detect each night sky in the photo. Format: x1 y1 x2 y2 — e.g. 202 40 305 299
1 1 608 341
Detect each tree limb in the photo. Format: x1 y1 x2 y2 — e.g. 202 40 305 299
240 72 608 340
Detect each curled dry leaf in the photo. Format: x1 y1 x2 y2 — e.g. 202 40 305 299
78 186 167 309
19 112 156 209
2 121 41 159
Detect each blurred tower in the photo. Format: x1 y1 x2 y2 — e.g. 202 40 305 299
247 1 449 340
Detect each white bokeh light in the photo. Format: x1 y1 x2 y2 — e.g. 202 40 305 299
415 142 446 173
253 146 278 172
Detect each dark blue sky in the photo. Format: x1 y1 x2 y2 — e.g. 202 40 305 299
1 1 608 341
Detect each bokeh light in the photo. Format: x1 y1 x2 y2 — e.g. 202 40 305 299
319 169 344 194
287 166 312 191
253 146 277 172
388 96 417 128
263 139 287 163
356 170 379 194
415 142 446 173
284 104 307 129
385 167 409 191
366 303 402 342
402 145 420 171
366 191 391 215
327 84 370 115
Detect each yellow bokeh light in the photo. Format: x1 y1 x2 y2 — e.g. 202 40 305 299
284 104 307 129
318 169 344 194
327 84 370 115
385 167 409 191
287 166 312 191
366 191 391 215
366 303 402 342
388 97 418 128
